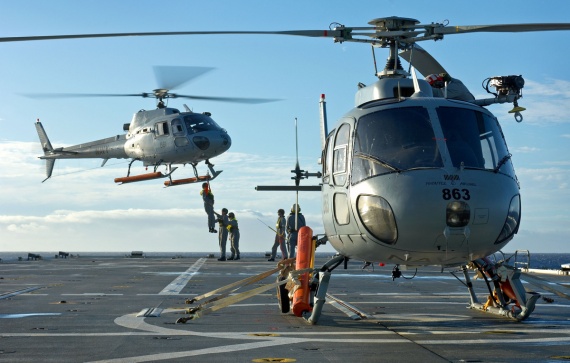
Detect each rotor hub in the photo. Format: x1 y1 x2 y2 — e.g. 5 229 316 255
153 88 170 99
368 16 420 32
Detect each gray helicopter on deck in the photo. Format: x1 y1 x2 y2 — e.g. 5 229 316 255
31 66 276 186
251 17 570 323
3 17 570 323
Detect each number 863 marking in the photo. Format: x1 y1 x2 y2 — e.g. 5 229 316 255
442 188 471 200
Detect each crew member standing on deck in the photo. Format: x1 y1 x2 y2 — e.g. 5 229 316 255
216 208 229 261
268 208 287 261
200 182 217 233
227 212 240 260
286 204 305 259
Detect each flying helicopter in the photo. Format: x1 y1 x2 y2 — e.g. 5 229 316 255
3 17 570 324
31 66 277 186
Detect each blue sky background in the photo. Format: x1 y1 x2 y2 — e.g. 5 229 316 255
0 0 569 254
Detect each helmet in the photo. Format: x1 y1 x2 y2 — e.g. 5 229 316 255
278 208 285 215
291 204 301 213
228 212 235 219
222 208 228 213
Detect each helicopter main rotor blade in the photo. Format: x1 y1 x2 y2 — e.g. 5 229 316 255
23 92 279 104
171 94 279 104
4 22 570 46
434 23 570 35
0 30 340 43
23 92 149 99
153 66 215 91
399 44 447 77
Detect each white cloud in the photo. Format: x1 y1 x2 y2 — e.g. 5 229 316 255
512 79 570 125
510 146 540 153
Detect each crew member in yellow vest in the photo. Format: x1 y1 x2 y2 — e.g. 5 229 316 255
268 208 287 261
200 182 216 233
227 212 240 260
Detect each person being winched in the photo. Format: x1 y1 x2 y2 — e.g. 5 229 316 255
227 212 240 260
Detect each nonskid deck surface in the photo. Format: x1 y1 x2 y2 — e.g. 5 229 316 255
1 255 569 362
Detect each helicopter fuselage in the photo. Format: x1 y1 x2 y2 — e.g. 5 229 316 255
123 108 232 166
321 84 520 267
38 107 232 170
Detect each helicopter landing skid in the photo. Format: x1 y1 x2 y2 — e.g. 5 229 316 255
164 162 222 187
114 167 178 185
458 258 540 321
163 170 222 187
301 254 347 325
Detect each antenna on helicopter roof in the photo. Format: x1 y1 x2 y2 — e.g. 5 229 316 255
371 45 378 76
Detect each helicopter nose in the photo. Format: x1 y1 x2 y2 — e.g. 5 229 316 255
221 132 231 150
192 136 210 150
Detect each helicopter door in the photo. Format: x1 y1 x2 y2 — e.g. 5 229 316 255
171 118 190 147
330 121 357 238
153 121 173 160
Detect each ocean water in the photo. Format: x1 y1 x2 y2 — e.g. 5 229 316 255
1 251 569 270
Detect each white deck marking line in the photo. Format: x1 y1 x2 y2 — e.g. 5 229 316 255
158 258 206 295
0 286 42 300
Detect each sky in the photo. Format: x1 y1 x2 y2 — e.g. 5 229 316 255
0 0 569 255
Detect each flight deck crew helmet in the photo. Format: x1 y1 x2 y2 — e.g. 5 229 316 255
228 212 235 219
291 204 301 213
278 209 285 215
222 208 228 214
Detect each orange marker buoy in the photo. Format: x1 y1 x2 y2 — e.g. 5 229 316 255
292 226 314 317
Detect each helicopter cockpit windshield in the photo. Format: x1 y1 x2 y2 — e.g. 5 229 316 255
351 105 515 185
437 107 512 173
183 113 223 134
352 107 443 183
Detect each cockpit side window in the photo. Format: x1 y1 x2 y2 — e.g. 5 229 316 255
352 107 442 184
333 123 350 186
438 107 510 171
171 118 185 136
322 131 334 184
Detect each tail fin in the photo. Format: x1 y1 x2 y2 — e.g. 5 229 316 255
35 119 55 182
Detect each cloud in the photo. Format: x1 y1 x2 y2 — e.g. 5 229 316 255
513 79 570 125
510 146 540 153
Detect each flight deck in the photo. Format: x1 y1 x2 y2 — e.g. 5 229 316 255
1 254 569 362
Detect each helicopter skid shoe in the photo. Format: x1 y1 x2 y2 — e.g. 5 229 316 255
164 170 222 187
461 259 541 321
303 254 346 325
114 167 178 185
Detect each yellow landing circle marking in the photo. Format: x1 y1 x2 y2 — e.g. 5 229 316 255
550 357 570 360
249 333 281 337
252 359 296 363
